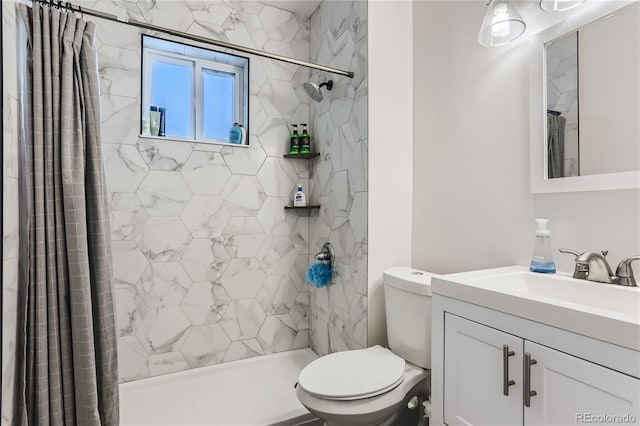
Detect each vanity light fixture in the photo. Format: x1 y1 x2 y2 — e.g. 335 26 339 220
539 0 587 12
478 0 527 47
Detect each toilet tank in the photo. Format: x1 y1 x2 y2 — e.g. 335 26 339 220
383 267 438 369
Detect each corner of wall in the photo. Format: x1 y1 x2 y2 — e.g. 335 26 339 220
367 0 413 347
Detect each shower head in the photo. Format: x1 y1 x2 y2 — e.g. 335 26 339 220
303 80 333 102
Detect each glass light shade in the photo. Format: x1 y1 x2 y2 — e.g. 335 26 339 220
539 0 587 12
478 0 527 47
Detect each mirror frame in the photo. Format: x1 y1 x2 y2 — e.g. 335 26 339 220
529 0 640 193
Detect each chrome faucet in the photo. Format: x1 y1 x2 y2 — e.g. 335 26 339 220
559 249 640 287
615 256 640 287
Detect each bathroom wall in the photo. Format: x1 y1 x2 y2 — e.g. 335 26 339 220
411 1 640 276
2 1 20 423
308 0 368 356
366 0 413 348
90 0 312 381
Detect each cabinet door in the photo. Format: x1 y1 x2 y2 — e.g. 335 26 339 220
444 313 523 426
525 340 640 426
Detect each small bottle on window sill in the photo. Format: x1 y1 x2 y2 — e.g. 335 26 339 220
229 122 242 144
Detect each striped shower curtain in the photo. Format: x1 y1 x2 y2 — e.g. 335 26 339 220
547 113 566 179
17 3 119 425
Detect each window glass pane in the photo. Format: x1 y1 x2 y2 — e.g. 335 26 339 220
151 60 193 138
202 68 235 141
142 36 249 145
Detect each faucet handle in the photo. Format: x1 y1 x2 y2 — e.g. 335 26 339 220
615 256 640 287
559 248 582 258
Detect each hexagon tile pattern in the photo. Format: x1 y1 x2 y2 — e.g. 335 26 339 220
308 0 368 356
94 0 365 383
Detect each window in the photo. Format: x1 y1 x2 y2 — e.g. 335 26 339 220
141 35 249 145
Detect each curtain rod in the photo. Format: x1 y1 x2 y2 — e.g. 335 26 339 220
34 0 355 79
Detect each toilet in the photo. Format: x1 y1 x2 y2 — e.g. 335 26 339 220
296 267 436 426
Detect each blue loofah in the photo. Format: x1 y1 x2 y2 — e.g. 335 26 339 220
306 262 332 288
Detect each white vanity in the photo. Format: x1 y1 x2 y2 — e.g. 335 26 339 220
430 266 640 426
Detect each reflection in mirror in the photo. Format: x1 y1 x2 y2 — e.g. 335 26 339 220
546 32 578 178
544 3 640 179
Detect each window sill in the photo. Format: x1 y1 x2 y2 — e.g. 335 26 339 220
138 134 249 148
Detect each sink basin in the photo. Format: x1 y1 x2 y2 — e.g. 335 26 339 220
432 266 640 351
467 269 640 322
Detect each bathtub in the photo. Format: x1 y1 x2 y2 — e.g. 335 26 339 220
119 348 320 426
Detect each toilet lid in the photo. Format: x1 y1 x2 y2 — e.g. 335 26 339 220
298 346 405 401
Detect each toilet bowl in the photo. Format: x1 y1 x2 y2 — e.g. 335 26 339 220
296 267 437 426
296 346 430 426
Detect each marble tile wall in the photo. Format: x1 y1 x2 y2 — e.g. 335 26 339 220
3 1 21 424
87 0 313 382
1 0 369 394
308 1 368 356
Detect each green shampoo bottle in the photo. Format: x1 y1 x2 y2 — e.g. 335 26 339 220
289 124 300 154
300 124 311 154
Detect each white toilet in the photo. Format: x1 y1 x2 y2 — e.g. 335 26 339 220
296 267 436 426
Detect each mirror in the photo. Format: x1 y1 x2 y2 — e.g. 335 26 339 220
530 1 640 193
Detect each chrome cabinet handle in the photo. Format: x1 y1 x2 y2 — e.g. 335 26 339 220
502 345 516 396
524 353 538 407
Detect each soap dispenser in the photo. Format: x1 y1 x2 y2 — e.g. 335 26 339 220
530 218 556 273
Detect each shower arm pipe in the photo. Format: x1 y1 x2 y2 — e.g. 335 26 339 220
34 0 355 79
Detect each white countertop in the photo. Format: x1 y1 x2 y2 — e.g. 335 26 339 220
432 266 640 351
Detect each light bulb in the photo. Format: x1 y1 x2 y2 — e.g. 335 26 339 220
492 3 510 38
478 0 526 47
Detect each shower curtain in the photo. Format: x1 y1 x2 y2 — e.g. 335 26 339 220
547 113 566 179
17 4 119 425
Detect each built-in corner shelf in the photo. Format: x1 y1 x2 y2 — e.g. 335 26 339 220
284 205 321 210
283 152 320 159
283 152 320 211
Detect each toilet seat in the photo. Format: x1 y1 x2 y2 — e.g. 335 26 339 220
296 362 430 426
298 346 405 401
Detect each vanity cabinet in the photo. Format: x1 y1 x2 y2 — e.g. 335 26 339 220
444 314 522 425
525 341 639 426
443 313 640 426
